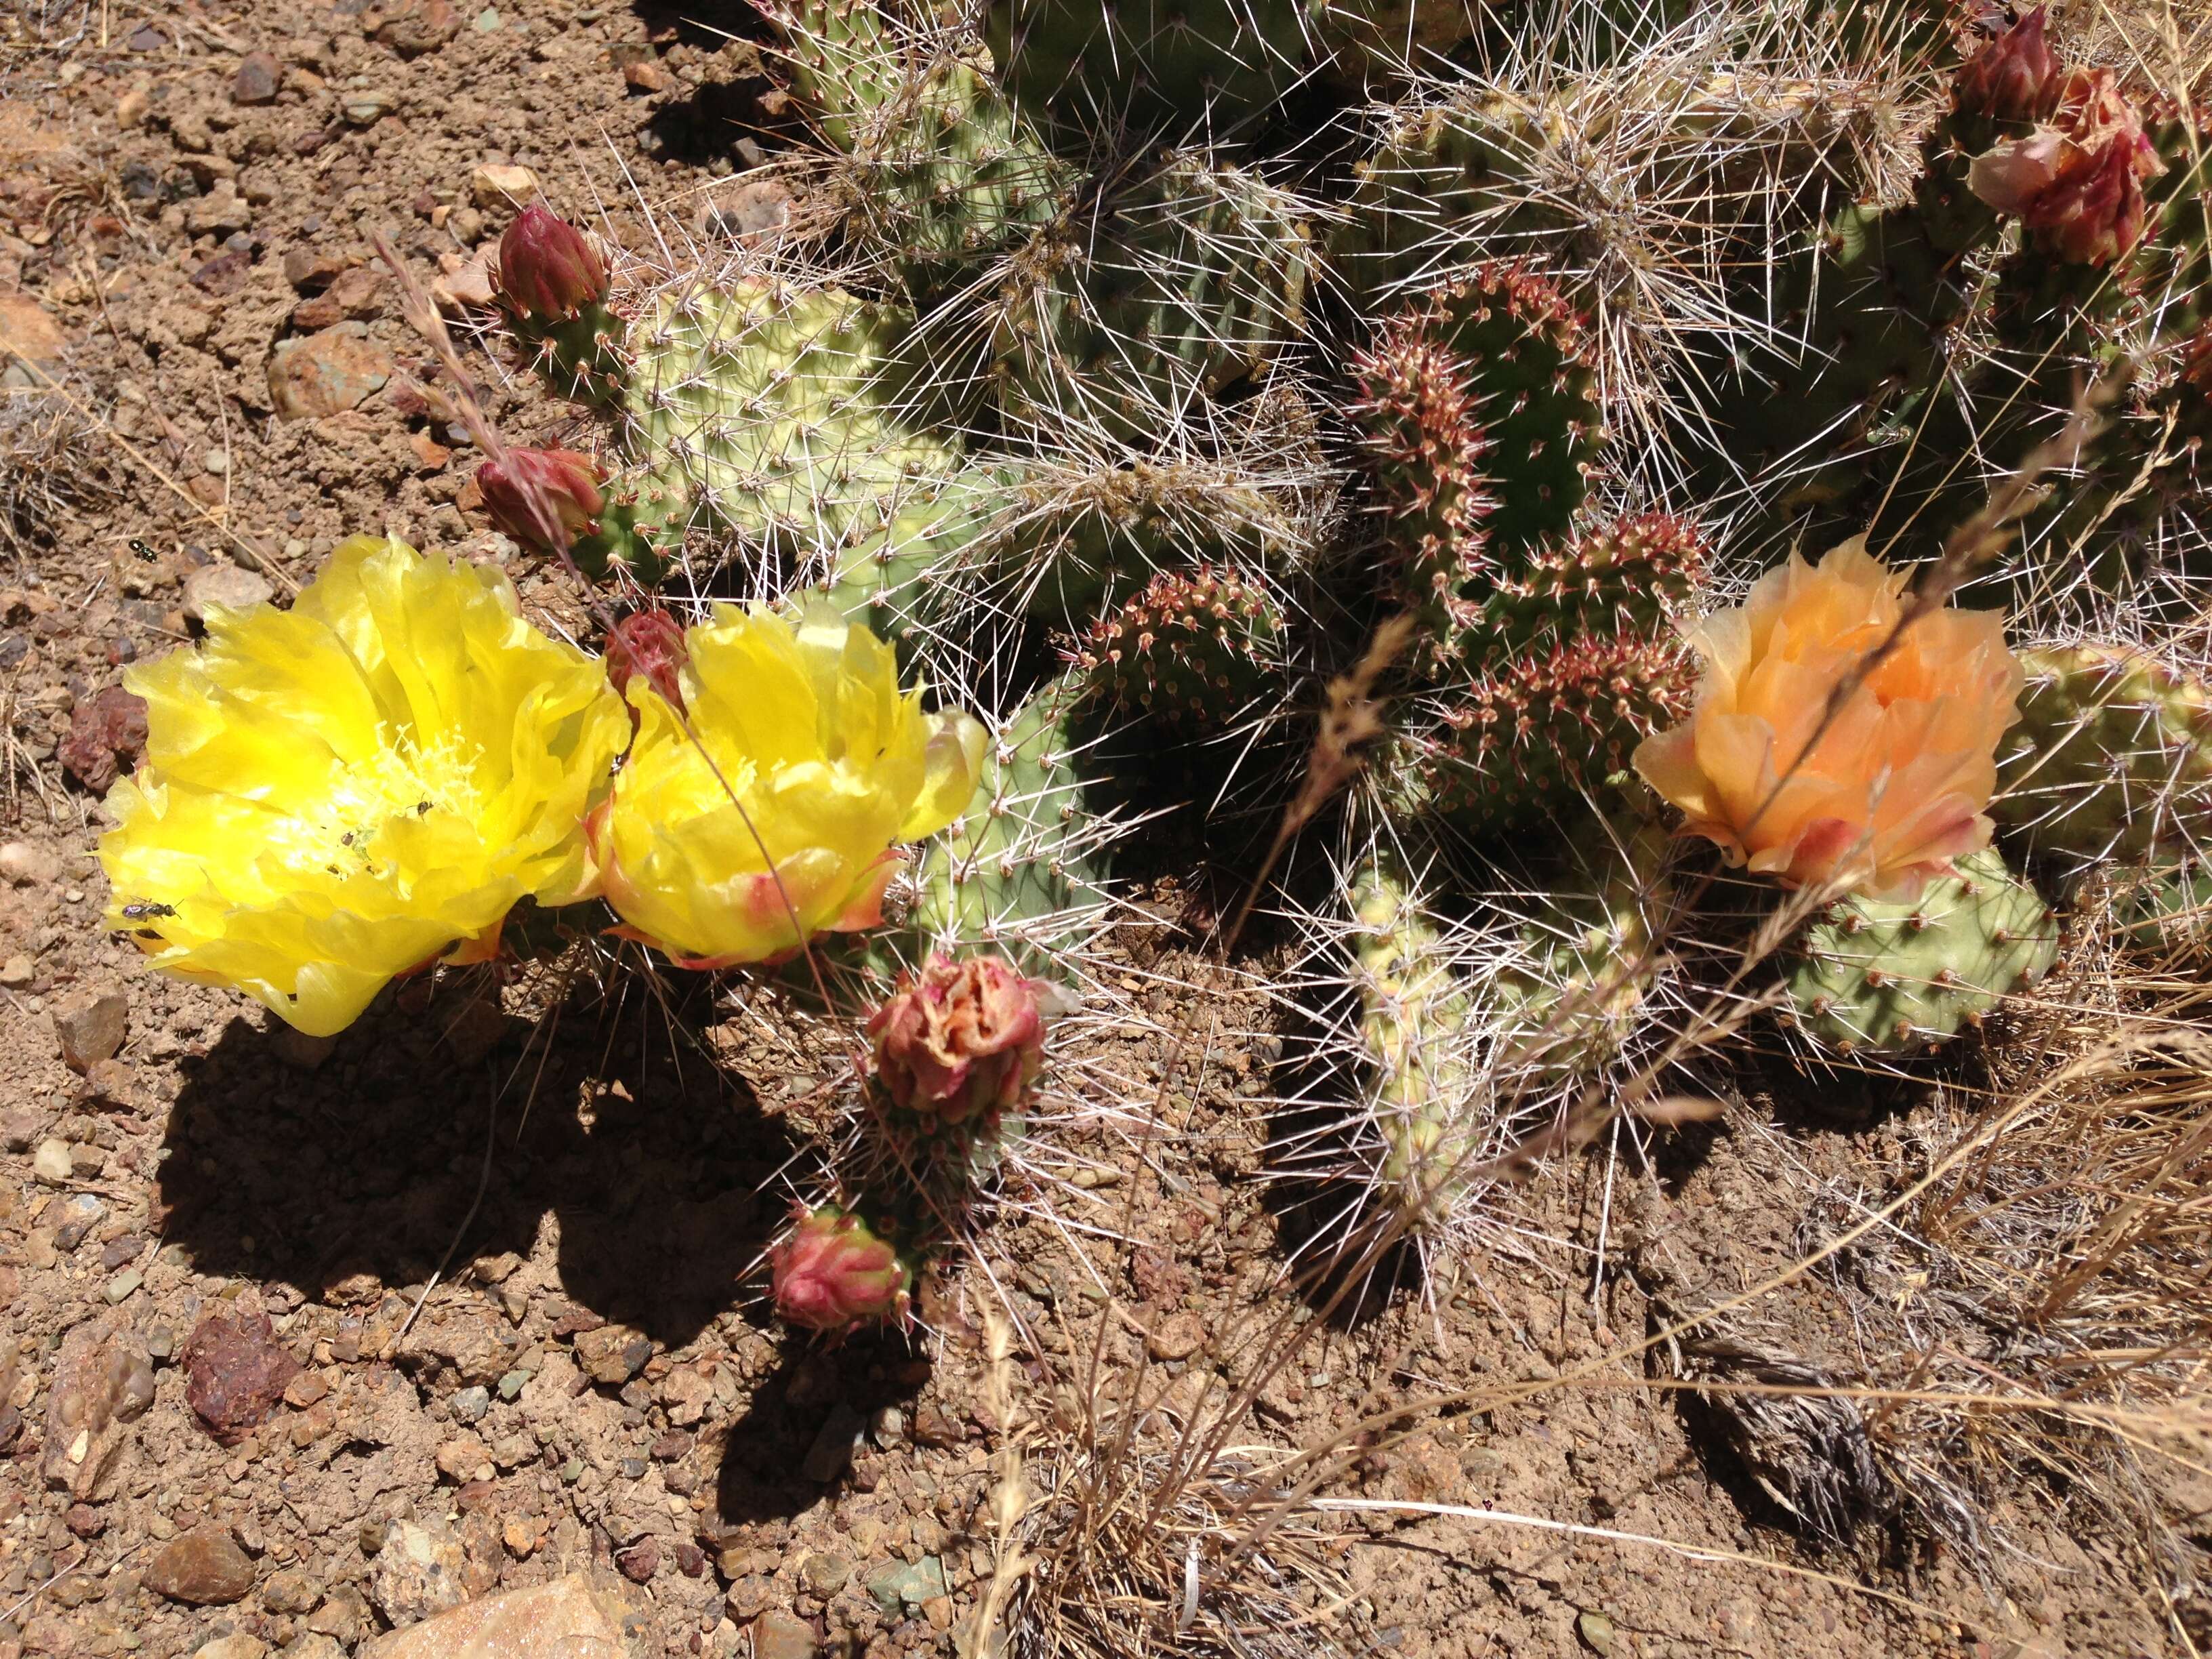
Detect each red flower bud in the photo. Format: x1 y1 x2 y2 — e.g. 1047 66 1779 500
866 954 1047 1128
771 1207 909 1332
607 609 689 712
1967 69 2162 266
476 447 605 553
494 203 609 322
1953 7 2057 121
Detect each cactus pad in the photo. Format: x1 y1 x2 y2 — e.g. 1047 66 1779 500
1783 849 2058 1054
1075 564 1286 731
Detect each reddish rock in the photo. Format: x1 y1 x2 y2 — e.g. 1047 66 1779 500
182 1310 302 1446
267 324 391 419
143 1525 255 1605
52 989 128 1071
282 247 350 292
58 684 147 792
291 264 384 331
375 0 461 54
615 1539 659 1584
232 51 280 105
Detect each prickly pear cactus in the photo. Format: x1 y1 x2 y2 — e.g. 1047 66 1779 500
1481 512 1708 650
1782 850 2059 1054
1493 811 1673 1084
1353 848 1481 1222
908 671 1113 966
1074 564 1286 731
989 0 1308 140
1993 644 2212 865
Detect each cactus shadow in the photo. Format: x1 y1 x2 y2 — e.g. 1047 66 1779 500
708 1332 933 1529
155 966 798 1351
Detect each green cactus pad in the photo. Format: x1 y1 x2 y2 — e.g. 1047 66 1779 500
988 153 1315 439
1352 848 1481 1218
989 0 1309 141
1481 510 1708 650
1993 643 2212 865
907 671 1111 966
1782 849 2058 1054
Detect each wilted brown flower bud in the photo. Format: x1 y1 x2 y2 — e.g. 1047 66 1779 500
771 1207 908 1332
1953 7 2057 122
606 609 689 712
867 953 1047 1128
476 447 605 552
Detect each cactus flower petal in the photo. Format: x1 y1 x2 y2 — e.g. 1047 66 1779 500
98 537 629 1035
1633 537 2022 900
867 953 1048 1127
494 203 609 322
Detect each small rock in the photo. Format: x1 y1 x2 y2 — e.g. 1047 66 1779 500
614 1539 659 1584
79 1057 138 1106
143 1524 255 1605
430 247 497 312
622 56 672 93
342 89 398 125
232 51 280 104
182 1309 302 1446
283 1638 346 1659
751 1610 817 1659
58 685 148 793
695 177 793 242
358 1570 644 1657
1577 1609 1618 1655
801 1401 866 1483
376 0 462 54
573 1324 651 1386
502 1518 539 1557
64 1502 104 1538
104 1269 143 1305
0 290 68 373
0 1107 45 1151
798 1553 848 1597
282 248 350 293
1145 1312 1206 1363
435 1435 490 1481
267 324 391 419
283 1371 330 1409
291 264 386 331
183 562 276 621
0 840 60 884
871 1406 905 1448
863 1557 946 1617
469 163 540 210
197 1635 269 1659
0 954 32 987
308 1584 371 1645
33 1138 74 1185
53 989 129 1071
450 1385 491 1424
263 1567 321 1615
40 1327 155 1504
369 1518 469 1627
54 1193 106 1249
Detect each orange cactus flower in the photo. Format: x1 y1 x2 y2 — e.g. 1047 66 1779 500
1632 537 2022 899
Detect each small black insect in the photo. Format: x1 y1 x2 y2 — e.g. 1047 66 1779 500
129 538 160 562
119 901 177 920
417 800 432 815
340 832 354 846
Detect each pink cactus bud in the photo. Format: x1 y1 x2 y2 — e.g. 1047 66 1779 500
866 954 1047 1128
1953 7 2057 121
607 609 689 711
771 1207 908 1332
494 204 609 321
1967 69 2161 266
476 447 605 552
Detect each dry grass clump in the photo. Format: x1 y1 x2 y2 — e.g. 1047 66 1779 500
1 368 112 556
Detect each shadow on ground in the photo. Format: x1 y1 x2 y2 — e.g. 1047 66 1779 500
155 968 798 1349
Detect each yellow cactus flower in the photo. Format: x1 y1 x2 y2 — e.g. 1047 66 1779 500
589 601 985 968
100 536 628 1036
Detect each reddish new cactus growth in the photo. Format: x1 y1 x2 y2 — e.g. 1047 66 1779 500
771 1206 909 1332
867 953 1047 1129
1968 69 2162 265
1953 7 2058 122
1076 565 1286 727
476 447 605 552
606 609 689 712
494 204 609 321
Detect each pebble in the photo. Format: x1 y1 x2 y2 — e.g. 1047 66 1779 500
863 1557 946 1616
183 562 276 621
574 1324 652 1385
196 1635 268 1659
799 1553 849 1597
183 1309 302 1446
41 1320 155 1501
55 1193 106 1249
469 163 540 209
375 0 462 55
291 265 385 331
342 89 398 126
143 1524 256 1605
614 1539 659 1584
1145 1311 1207 1362
0 840 60 884
33 1138 74 1185
369 1518 468 1626
450 1385 491 1424
267 323 391 419
751 1610 818 1659
284 1638 345 1659
53 988 129 1071
232 50 280 105
0 955 33 987
263 1568 321 1615
104 1269 143 1305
